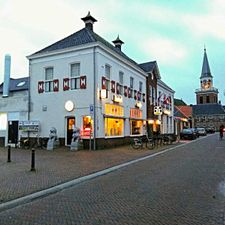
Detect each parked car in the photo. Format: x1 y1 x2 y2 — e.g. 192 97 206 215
190 128 199 138
196 127 207 136
180 129 197 140
205 127 216 133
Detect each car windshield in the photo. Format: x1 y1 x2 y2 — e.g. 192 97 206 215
182 129 192 134
197 128 205 131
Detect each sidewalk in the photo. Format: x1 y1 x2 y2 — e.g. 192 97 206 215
0 142 180 205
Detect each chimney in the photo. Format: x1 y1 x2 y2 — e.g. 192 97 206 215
112 35 124 51
3 54 11 97
81 11 97 31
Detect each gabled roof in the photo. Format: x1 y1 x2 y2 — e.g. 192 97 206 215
138 61 161 79
174 106 188 119
201 48 212 78
174 98 187 106
192 104 225 115
0 77 29 93
176 106 192 118
29 27 139 69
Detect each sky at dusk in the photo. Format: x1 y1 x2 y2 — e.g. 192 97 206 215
0 0 225 104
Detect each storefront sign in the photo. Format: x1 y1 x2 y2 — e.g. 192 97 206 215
90 104 94 114
105 104 124 116
112 94 123 103
154 106 162 115
130 108 142 119
19 120 40 132
135 101 142 109
163 109 171 115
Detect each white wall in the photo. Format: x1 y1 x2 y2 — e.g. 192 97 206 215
30 48 94 138
29 45 147 140
157 80 174 134
0 90 29 146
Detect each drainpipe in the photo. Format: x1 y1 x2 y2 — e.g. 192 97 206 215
3 54 11 98
93 46 96 150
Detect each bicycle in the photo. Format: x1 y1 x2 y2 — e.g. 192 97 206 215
131 136 155 150
32 134 47 149
16 136 30 149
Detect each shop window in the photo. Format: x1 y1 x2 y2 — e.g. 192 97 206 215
81 116 93 137
130 120 143 135
45 67 54 92
105 118 124 137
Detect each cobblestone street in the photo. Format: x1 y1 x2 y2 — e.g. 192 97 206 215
0 134 225 224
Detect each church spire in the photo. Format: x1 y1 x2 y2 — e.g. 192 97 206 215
201 47 212 78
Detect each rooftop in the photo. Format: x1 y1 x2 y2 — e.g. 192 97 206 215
0 77 29 93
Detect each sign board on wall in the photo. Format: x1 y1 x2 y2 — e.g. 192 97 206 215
19 120 40 132
154 106 162 115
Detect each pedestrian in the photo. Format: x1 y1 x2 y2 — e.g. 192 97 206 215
219 124 224 140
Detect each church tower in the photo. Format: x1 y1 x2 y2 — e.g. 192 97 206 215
195 47 218 104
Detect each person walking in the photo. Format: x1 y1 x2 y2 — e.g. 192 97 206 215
219 124 224 140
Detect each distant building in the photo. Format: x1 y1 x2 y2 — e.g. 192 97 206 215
139 61 174 136
0 77 29 146
193 48 225 130
195 48 218 104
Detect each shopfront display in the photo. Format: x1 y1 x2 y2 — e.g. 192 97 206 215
104 104 124 137
130 108 143 135
81 116 93 138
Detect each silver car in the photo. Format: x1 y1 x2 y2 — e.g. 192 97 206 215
196 128 207 136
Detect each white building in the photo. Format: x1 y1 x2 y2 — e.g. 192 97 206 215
157 79 175 134
27 12 147 149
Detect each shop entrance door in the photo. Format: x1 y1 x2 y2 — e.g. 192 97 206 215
8 121 19 144
66 117 75 145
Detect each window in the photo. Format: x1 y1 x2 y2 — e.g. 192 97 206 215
71 63 80 77
105 64 111 79
45 67 53 80
152 87 155 104
206 95 210 103
45 67 54 92
139 81 143 92
130 77 134 89
130 77 134 97
0 113 7 130
105 118 124 137
70 63 80 90
130 120 143 135
119 71 124 95
81 116 93 137
200 96 203 104
71 77 80 90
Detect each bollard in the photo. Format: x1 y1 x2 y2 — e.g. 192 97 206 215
30 148 36 172
7 145 11 163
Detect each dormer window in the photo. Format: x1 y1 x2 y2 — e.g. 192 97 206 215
16 81 26 87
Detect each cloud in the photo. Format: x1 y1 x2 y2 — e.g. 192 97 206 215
141 36 188 66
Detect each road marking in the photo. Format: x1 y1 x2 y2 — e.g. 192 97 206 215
0 135 214 212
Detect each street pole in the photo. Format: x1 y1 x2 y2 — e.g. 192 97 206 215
30 148 36 171
7 145 11 163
